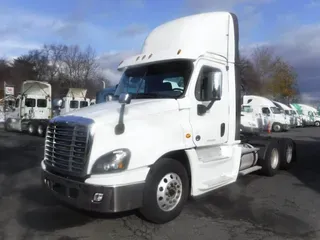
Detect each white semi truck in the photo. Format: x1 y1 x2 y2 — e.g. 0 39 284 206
5 82 92 137
243 95 290 132
41 12 296 224
291 103 320 127
272 100 302 128
4 80 52 136
54 88 91 116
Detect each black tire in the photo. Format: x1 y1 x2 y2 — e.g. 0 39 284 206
4 119 11 131
272 122 282 132
315 121 320 127
37 124 46 137
260 140 281 176
27 123 37 135
280 138 296 170
139 158 189 224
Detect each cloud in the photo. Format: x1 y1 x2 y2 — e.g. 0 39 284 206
185 0 273 12
117 24 148 38
96 50 138 85
305 0 320 8
242 22 320 102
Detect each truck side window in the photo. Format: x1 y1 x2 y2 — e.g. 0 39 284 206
25 98 35 107
195 66 222 101
262 107 270 114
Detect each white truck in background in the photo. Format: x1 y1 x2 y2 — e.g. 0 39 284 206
243 95 290 132
5 82 92 136
272 101 302 128
290 103 320 127
41 12 296 224
4 80 52 136
55 88 91 115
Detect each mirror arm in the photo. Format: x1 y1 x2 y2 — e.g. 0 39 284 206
115 103 126 135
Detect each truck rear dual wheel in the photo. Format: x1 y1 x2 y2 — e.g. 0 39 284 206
260 139 295 176
280 139 295 170
139 157 189 224
28 123 36 135
4 119 11 131
37 124 46 137
261 141 280 176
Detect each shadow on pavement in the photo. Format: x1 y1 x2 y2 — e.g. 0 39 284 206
289 138 320 193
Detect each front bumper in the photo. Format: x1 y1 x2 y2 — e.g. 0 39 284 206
41 169 145 213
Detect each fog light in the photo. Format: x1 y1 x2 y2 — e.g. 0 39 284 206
92 193 104 202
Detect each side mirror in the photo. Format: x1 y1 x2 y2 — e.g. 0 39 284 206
119 93 132 104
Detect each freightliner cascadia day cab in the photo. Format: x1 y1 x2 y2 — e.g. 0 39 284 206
41 12 296 224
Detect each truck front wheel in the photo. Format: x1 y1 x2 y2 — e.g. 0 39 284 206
272 122 282 132
315 121 320 127
139 158 189 224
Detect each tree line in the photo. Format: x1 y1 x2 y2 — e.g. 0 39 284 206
0 44 110 99
239 46 299 104
0 43 299 103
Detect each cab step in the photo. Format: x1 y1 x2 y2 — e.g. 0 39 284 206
239 165 262 176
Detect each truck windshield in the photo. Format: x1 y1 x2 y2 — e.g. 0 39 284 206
114 60 193 99
270 107 281 114
70 100 79 109
37 99 47 108
80 101 88 108
25 98 35 107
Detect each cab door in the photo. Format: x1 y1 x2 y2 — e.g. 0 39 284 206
188 58 238 191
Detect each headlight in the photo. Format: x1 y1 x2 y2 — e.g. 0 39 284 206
91 149 131 174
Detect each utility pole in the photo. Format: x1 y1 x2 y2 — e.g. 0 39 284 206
102 80 105 89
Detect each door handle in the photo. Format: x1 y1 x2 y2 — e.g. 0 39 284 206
220 123 225 137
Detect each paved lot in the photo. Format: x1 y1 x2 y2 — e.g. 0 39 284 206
1 127 320 240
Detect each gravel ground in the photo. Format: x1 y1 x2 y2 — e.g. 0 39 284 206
1 127 320 240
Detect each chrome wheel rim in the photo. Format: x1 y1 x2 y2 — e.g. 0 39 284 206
157 173 182 212
270 148 279 169
286 145 293 163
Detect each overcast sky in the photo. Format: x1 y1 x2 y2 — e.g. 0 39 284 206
1 0 320 103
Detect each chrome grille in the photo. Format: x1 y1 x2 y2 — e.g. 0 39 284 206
44 117 92 176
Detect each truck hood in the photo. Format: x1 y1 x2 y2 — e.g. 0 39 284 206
62 98 180 124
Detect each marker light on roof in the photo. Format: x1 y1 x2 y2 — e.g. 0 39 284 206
118 60 123 66
177 49 181 55
136 56 140 61
142 55 146 60
148 54 152 59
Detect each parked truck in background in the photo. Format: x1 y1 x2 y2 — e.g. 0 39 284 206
243 95 290 132
5 82 92 137
41 12 296 224
95 85 117 104
291 103 320 127
4 80 52 136
272 100 302 128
